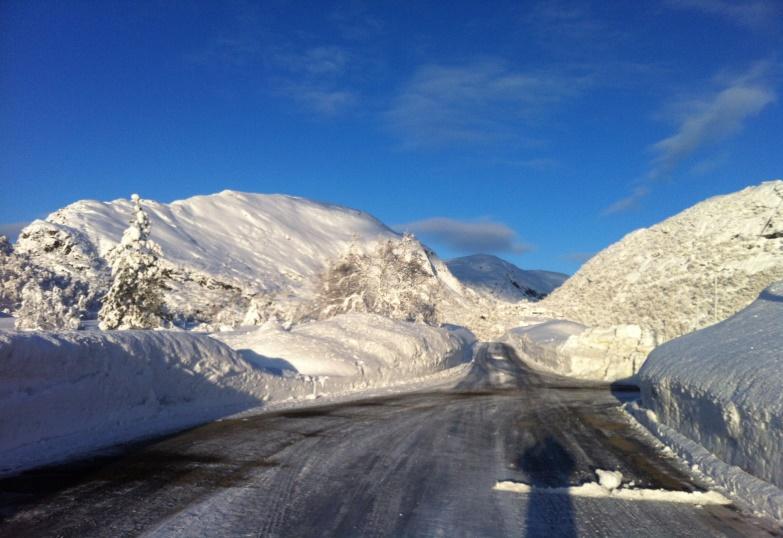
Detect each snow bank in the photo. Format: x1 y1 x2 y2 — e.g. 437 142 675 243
499 320 655 381
0 316 475 475
0 330 269 475
215 313 476 386
638 281 783 494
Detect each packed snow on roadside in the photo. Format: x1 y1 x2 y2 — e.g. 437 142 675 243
499 320 655 381
0 316 474 475
634 281 783 519
214 313 476 391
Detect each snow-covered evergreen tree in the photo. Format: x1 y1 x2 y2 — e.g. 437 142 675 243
99 194 167 330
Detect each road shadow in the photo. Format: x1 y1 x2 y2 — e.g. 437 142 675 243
519 436 577 538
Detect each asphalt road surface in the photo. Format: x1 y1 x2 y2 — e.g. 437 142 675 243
1 344 780 537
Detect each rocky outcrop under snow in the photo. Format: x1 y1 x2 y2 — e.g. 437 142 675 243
638 281 783 491
500 320 656 381
446 254 568 302
544 180 783 343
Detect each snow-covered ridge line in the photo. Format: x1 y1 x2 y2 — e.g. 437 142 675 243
544 180 783 343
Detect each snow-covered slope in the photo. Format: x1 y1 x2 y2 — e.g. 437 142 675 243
544 180 783 342
26 191 397 294
446 254 568 302
638 281 783 491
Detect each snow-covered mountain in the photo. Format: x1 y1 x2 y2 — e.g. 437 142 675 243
10 191 478 328
446 254 568 302
543 180 783 342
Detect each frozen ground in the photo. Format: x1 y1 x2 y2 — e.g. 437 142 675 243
634 281 783 519
0 315 474 476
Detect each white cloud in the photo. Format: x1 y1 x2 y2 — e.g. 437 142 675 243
398 217 533 254
604 61 776 215
649 74 775 179
386 61 581 149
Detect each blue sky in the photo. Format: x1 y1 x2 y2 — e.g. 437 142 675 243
1 0 781 273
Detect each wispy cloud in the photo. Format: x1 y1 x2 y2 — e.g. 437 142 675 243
386 60 583 149
604 61 777 214
649 64 776 180
398 217 533 254
663 0 782 30
0 222 28 241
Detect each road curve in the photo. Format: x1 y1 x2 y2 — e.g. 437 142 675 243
0 344 780 537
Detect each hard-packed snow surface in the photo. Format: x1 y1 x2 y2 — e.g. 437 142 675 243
638 281 783 493
544 180 783 343
0 316 473 475
446 254 568 302
499 320 655 381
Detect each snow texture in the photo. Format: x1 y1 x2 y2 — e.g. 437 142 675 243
499 320 655 381
637 281 783 492
494 476 730 505
0 314 473 475
545 180 783 343
446 254 568 302
215 313 475 381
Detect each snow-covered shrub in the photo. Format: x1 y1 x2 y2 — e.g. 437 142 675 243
307 235 440 324
99 194 168 330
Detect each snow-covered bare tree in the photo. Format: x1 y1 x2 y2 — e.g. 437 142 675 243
99 194 167 330
308 234 439 324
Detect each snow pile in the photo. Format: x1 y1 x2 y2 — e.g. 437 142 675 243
215 313 475 385
544 180 783 343
0 330 267 475
446 254 568 302
637 281 783 493
494 469 730 505
499 320 655 381
1 317 475 475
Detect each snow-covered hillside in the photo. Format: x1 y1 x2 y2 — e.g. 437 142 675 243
446 254 568 302
11 191 476 328
544 180 783 342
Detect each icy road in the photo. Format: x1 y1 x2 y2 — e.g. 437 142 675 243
0 344 780 537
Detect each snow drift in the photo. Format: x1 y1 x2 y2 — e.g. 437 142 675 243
0 330 266 475
0 315 474 475
638 281 783 491
499 320 655 381
544 180 783 343
216 313 475 382
446 254 568 302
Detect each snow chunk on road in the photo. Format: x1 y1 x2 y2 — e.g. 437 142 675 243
494 472 730 505
596 469 623 491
